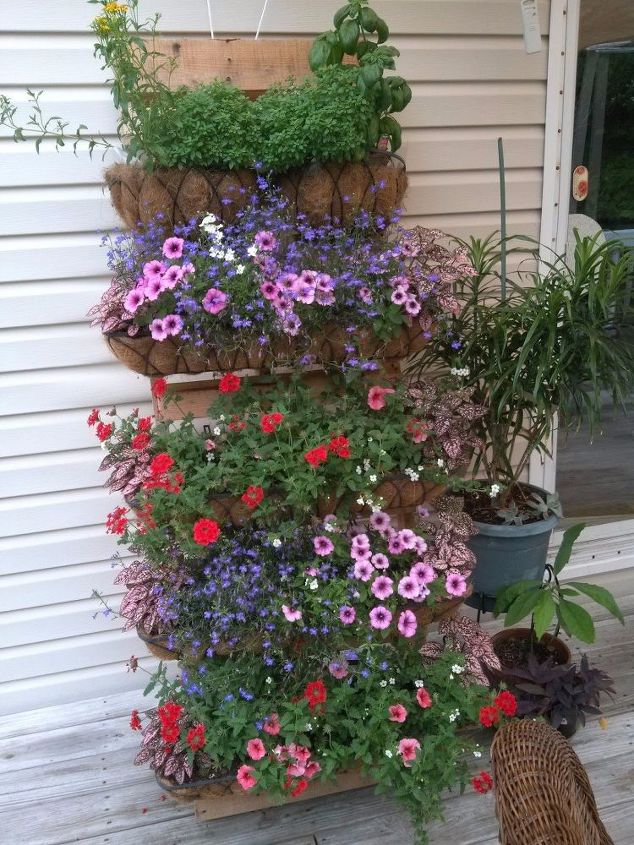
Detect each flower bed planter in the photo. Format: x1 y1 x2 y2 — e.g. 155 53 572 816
136 625 180 661
104 320 426 378
104 153 407 231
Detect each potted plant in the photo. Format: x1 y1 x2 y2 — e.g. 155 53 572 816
412 233 634 608
491 523 624 678
505 653 615 738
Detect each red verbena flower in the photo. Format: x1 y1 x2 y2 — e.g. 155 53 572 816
96 421 114 442
479 705 500 728
131 432 151 451
304 445 329 467
150 453 174 475
159 701 184 724
219 372 241 393
106 506 129 535
260 412 284 434
328 435 350 458
87 408 100 427
303 679 327 711
228 415 247 432
160 723 179 745
291 778 309 798
138 416 153 432
494 690 518 717
241 485 264 510
471 771 494 794
186 724 206 751
192 518 221 546
129 709 142 731
151 378 167 398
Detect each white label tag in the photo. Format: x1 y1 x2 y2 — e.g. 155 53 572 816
520 0 542 54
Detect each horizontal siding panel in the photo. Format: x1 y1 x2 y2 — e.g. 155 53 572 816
0 595 124 646
0 186 115 237
0 403 152 459
8 1 550 36
0 142 118 188
405 169 543 216
405 210 541 241
0 279 109 328
0 234 108 283
0 658 158 717
0 449 104 498
0 629 140 684
0 324 111 372
0 526 120 575
1 37 548 85
0 488 114 539
0 363 147 415
0 561 126 612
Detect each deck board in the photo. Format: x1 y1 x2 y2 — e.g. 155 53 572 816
1 570 632 844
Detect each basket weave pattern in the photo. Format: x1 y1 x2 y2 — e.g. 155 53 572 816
491 719 614 845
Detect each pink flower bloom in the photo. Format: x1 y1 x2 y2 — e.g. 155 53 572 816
398 737 421 767
397 609 417 638
371 552 390 570
389 274 410 288
296 282 315 304
316 273 334 292
388 704 408 723
286 762 305 777
351 545 372 562
371 575 394 600
143 260 165 280
388 535 406 555
162 265 184 289
351 533 370 551
255 230 277 251
416 688 432 709
411 561 435 586
369 511 391 534
162 237 184 260
182 261 195 275
445 571 468 597
145 277 163 301
263 713 281 735
391 288 408 305
202 288 228 314
298 269 318 285
236 764 257 790
405 298 421 316
305 567 319 576
413 537 428 555
260 281 278 300
282 604 302 622
273 744 288 760
304 760 321 778
367 385 395 411
246 738 266 760
397 576 420 600
288 744 311 766
353 560 374 581
315 289 335 306
313 536 334 556
205 439 216 451
282 313 301 336
411 585 430 603
339 605 356 625
328 661 349 680
162 314 183 336
398 529 417 550
124 289 145 313
369 605 392 630
277 272 298 292
150 318 168 341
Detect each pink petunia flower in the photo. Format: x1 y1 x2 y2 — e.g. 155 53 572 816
328 661 349 680
397 609 418 638
143 260 166 280
236 764 257 790
202 288 228 314
391 288 408 305
405 298 421 316
388 535 406 555
162 314 183 336
260 281 278 300
398 737 421 767
304 760 321 779
398 529 417 550
371 552 390 570
388 704 408 723
445 571 467 597
162 237 184 260
149 318 168 341
286 762 305 777
371 575 394 600
295 281 315 304
263 713 281 735
353 560 374 581
246 738 266 761
367 386 395 411
161 265 184 289
124 289 145 313
411 561 435 586
288 744 311 765
369 511 392 534
351 533 370 551
339 605 356 625
254 230 277 251
369 605 392 630
397 576 420 600
416 688 432 709
313 536 334 556
145 277 164 301
282 604 302 622
351 545 372 562
413 537 428 555
358 286 373 304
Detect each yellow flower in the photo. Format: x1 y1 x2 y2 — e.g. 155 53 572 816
104 2 128 13
94 16 110 33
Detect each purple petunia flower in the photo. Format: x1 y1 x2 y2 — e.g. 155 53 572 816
163 237 184 260
371 575 394 600
369 511 391 534
371 552 390 570
313 536 334 556
162 314 183 336
445 571 468 597
397 576 420 600
143 259 166 280
124 288 145 314
397 609 417 638
353 560 374 581
254 230 277 251
369 605 392 630
339 605 356 625
411 561 435 586
202 288 228 315
150 318 168 341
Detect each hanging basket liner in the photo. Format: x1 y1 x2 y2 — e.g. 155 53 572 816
104 320 426 377
136 625 179 661
155 769 237 803
103 153 407 230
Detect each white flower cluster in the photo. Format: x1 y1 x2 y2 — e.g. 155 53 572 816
200 214 244 272
414 679 425 688
272 538 282 548
404 467 421 482
451 663 465 675
490 483 501 497
450 366 470 377
448 708 461 722
384 749 394 758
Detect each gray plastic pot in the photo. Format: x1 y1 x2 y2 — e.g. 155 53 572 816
466 497 559 611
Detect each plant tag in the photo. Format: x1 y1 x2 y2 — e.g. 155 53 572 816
520 0 542 54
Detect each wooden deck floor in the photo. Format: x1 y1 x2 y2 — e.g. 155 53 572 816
1 569 633 845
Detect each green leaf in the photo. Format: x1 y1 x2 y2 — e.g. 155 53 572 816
572 582 625 624
375 18 389 43
308 39 331 71
493 578 542 614
339 19 360 54
532 591 556 639
361 63 382 88
504 587 543 627
557 599 596 643
333 4 352 27
553 522 585 574
360 7 379 31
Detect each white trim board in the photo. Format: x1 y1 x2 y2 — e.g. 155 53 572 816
549 520 634 579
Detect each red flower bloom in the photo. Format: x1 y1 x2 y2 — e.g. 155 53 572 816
416 688 432 709
228 415 247 432
186 724 206 751
159 701 184 724
219 372 241 393
494 690 518 718
192 518 221 546
87 408 100 427
241 485 264 510
260 411 285 434
129 709 142 731
131 432 151 450
471 771 494 794
479 705 500 728
303 679 327 711
161 723 179 745
106 506 129 535
151 378 167 398
328 435 350 458
96 421 114 442
304 445 329 467
150 453 174 475
291 778 309 798
138 416 153 432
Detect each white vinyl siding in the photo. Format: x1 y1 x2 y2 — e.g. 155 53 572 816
0 0 551 715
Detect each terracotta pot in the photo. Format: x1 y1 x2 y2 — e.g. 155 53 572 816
489 627 571 686
136 625 180 661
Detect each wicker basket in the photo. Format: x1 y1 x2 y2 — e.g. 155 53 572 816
491 719 614 845
104 154 406 231
104 321 426 378
136 625 180 661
